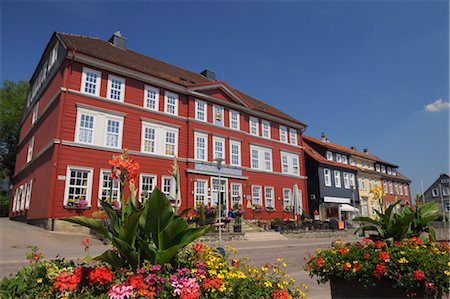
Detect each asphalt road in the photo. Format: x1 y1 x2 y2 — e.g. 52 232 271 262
0 218 359 299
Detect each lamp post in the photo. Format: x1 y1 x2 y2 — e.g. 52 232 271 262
214 158 224 247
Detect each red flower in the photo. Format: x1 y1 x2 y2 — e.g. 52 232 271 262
363 238 372 243
378 251 390 261
89 267 113 285
339 247 350 254
353 263 361 271
203 277 222 290
364 252 371 259
138 287 156 298
127 274 146 289
316 257 323 268
273 289 290 299
374 240 386 248
373 263 386 277
342 262 351 271
54 271 81 292
413 270 425 281
193 243 203 252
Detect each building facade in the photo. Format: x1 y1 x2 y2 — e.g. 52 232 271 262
10 32 308 229
422 173 450 214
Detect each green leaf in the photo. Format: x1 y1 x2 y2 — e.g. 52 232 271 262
94 250 124 269
145 188 174 248
62 216 111 240
111 237 138 270
118 209 144 246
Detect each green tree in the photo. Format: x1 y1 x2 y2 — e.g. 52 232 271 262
0 80 28 178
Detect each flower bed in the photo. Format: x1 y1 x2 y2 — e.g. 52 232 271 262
1 243 309 299
305 238 449 298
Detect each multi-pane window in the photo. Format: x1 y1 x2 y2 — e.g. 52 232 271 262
78 114 94 143
164 92 178 115
212 137 225 160
142 122 178 156
81 67 101 96
27 136 35 163
250 117 259 135
262 120 271 138
375 164 381 172
342 156 348 164
404 184 408 196
213 105 224 126
98 170 120 205
144 85 159 110
289 128 297 145
279 125 287 142
334 170 341 188
107 75 125 101
280 152 300 175
381 165 386 173
361 177 366 190
252 186 262 206
230 110 240 130
64 167 92 207
165 131 176 156
399 183 403 195
162 176 172 196
392 169 397 176
343 172 350 189
231 183 242 207
194 132 208 161
250 145 272 171
25 180 32 210
388 181 393 194
349 173 356 188
106 119 120 148
387 167 392 175
368 178 373 190
195 100 207 122
324 168 332 187
283 188 291 210
394 182 399 195
265 187 274 208
383 180 388 192
48 43 58 70
140 174 156 201
230 140 241 166
336 154 342 163
326 151 333 161
194 180 207 208
32 103 39 125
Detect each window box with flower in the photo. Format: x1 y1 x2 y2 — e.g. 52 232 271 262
65 197 90 209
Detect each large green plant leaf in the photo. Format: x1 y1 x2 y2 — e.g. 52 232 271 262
63 216 112 240
111 237 138 270
95 250 124 269
145 189 175 248
118 209 144 246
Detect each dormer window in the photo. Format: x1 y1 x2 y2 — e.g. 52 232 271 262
336 154 342 163
326 151 333 161
375 164 380 172
392 169 397 176
387 167 392 175
381 165 386 173
342 156 348 164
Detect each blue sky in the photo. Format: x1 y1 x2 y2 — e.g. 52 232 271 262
1 1 448 195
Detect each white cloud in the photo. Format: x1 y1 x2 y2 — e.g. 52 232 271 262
425 99 450 112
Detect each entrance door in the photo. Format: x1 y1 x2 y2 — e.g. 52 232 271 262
211 177 228 218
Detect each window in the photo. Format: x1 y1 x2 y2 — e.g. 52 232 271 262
289 128 297 145
392 169 397 176
383 180 388 192
140 174 156 201
388 181 393 194
342 156 348 164
445 202 450 213
32 103 39 125
64 166 93 207
107 75 125 101
162 176 173 196
350 158 356 166
265 187 275 208
394 182 399 195
349 174 356 188
144 85 159 110
432 188 439 197
213 136 225 160
164 91 178 115
141 121 178 157
230 110 240 130
194 132 208 161
381 165 386 173
229 140 241 166
404 184 409 196
375 164 380 172
81 67 101 96
48 43 58 70
279 125 287 142
213 105 224 126
324 169 332 187
98 170 120 205
195 100 207 122
250 145 272 171
399 183 403 195
194 180 208 209
361 177 366 190
280 151 300 175
25 180 32 210
387 167 392 175
262 120 271 138
326 151 333 161
27 136 35 163
283 188 291 211
76 108 124 148
343 172 350 189
20 184 27 211
231 183 242 207
334 170 341 188
442 187 449 196
368 178 373 190
252 186 262 206
250 117 259 135
336 154 342 163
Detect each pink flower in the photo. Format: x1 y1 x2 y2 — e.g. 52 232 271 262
108 284 134 299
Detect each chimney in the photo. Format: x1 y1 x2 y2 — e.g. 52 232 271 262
363 148 369 153
320 132 329 143
200 69 216 81
109 31 127 49
351 146 357 151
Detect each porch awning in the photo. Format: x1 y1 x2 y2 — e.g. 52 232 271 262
339 204 359 212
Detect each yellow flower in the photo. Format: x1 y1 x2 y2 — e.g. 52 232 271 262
277 257 284 262
398 257 409 264
400 251 405 255
282 262 287 267
261 266 268 272
264 281 273 287
444 270 450 276
36 278 43 283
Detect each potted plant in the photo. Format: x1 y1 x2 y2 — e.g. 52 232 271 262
232 204 244 233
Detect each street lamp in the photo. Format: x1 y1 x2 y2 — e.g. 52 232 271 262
214 157 224 247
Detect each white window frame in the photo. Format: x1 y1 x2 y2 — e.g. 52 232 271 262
20 184 26 211
25 180 32 210
334 170 341 188
279 125 287 143
375 164 380 172
342 156 348 164
164 91 179 115
162 176 173 196
361 177 366 190
98 169 120 206
141 121 179 157
432 188 439 197
81 67 101 97
27 136 35 163
343 172 350 189
164 130 177 156
48 43 58 70
195 99 207 122
383 180 388 192
63 166 93 207
194 179 208 209
324 168 332 187
231 183 243 208
139 174 157 202
262 120 271 138
264 186 275 208
280 151 300 176
442 187 449 196
381 165 386 173
394 182 399 195
213 105 224 126
212 136 225 161
387 167 392 175
399 183 403 195
326 151 333 161
194 132 208 161
250 145 272 171
107 74 125 101
144 85 159 111
105 118 122 148
388 180 393 194
32 102 39 125
283 188 292 211
289 128 297 145
229 110 240 130
336 154 342 163
252 185 262 207
249 117 259 135
229 140 241 166
349 173 356 189
142 124 157 154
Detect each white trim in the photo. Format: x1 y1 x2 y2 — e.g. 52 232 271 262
27 136 35 163
194 179 208 210
32 102 39 125
289 128 298 145
194 132 208 161
280 151 300 176
334 170 341 188
343 172 350 189
139 173 157 202
229 109 240 130
251 185 262 207
141 120 179 157
262 120 271 139
230 183 243 207
164 91 179 115
213 105 224 126
195 99 207 122
107 74 125 102
161 175 173 196
279 125 288 143
249 116 259 136
25 179 32 210
98 169 120 206
229 139 241 166
81 67 101 97
283 188 292 211
144 85 160 111
63 166 94 207
264 186 275 208
212 136 225 161
324 168 332 187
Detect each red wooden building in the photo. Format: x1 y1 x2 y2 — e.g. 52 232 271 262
10 32 308 229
